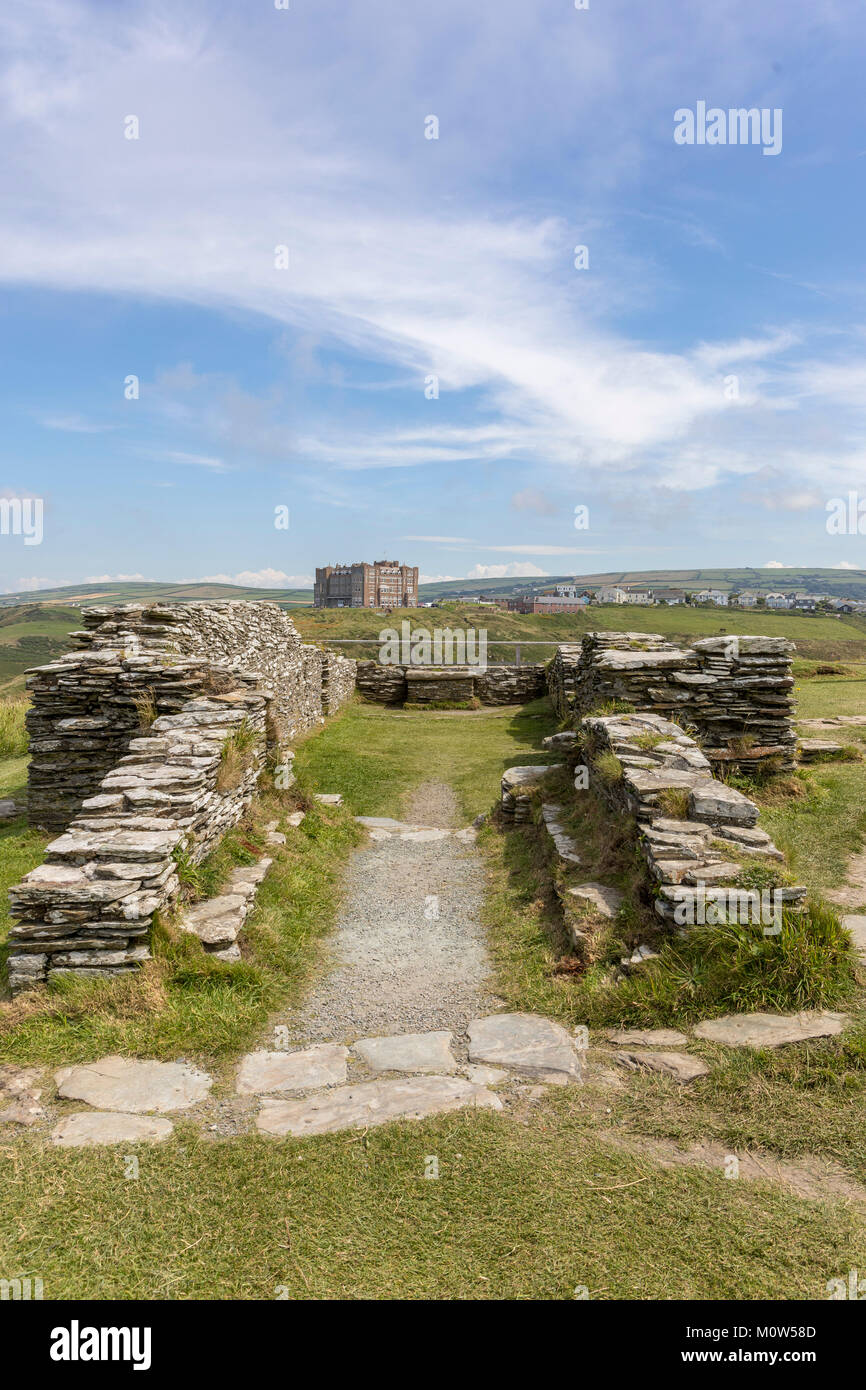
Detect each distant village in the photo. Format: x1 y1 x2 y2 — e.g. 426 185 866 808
433 581 866 615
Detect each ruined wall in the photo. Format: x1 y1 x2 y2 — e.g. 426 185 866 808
25 601 356 829
8 601 357 994
8 683 267 994
356 662 547 706
576 712 805 928
547 632 796 771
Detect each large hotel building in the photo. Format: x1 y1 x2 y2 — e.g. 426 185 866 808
313 560 419 608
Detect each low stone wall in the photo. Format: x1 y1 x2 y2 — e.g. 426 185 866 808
356 662 546 706
577 712 805 928
548 632 796 771
8 684 267 993
24 601 356 829
321 651 357 713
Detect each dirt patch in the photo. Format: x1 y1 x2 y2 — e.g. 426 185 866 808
402 780 459 828
599 1129 866 1206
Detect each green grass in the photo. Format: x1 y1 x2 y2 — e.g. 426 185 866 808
293 697 559 821
2 1101 862 1300
0 698 28 758
0 787 362 1065
2 696 866 1300
758 765 866 898
293 600 866 657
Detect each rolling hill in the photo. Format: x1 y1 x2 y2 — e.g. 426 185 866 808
4 568 866 611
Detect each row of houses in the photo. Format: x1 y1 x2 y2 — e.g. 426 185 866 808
494 585 866 614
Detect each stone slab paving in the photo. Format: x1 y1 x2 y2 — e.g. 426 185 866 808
842 914 866 964
468 1012 583 1078
55 1056 213 1112
235 1044 349 1095
352 1031 457 1074
461 1064 509 1086
567 883 623 918
615 1050 710 1084
51 1112 174 1147
693 1010 847 1048
257 1074 502 1138
606 1028 689 1047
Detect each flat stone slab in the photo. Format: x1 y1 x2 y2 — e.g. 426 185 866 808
315 793 343 806
51 1112 174 1147
352 1031 457 1074
55 1056 213 1112
616 1050 709 1084
606 1028 689 1047
462 1064 509 1086
567 882 623 918
468 1012 583 1078
257 1075 502 1137
693 1010 847 1048
286 811 306 827
842 914 866 964
235 1044 349 1095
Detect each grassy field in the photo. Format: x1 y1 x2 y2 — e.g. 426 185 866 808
294 601 866 664
2 673 866 1300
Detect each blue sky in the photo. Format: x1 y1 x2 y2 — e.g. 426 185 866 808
2 0 866 593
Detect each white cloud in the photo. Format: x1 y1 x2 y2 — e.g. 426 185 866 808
763 561 789 568
3 576 65 593
466 562 548 579
198 569 312 588
419 573 460 583
832 561 862 570
82 572 147 582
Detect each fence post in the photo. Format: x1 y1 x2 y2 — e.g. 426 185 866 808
515 644 521 667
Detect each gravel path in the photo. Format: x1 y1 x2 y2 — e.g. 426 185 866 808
287 782 496 1043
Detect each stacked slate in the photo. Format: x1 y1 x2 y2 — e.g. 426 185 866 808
547 632 796 772
8 687 267 993
500 765 563 825
356 662 546 706
578 713 805 930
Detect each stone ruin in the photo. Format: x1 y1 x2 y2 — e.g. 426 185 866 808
6 602 356 994
547 631 796 772
356 661 547 706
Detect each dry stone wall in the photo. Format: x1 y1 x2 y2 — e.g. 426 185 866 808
548 632 796 771
8 685 267 993
356 662 546 706
25 601 355 829
576 712 805 927
8 601 356 994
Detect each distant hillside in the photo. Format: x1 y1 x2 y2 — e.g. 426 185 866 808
2 567 866 612
0 580 313 608
416 568 866 600
0 603 84 691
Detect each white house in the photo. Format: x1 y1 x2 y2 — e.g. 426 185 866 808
598 585 628 604
737 592 758 607
695 589 728 606
765 592 791 609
